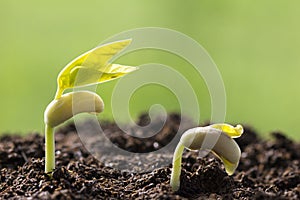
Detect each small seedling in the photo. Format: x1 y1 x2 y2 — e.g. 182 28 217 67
170 123 244 191
44 39 137 174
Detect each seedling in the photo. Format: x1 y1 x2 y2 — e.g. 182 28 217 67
170 123 244 191
44 39 137 174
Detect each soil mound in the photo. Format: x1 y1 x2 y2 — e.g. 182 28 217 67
0 114 299 199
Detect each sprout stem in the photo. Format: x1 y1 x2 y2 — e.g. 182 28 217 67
54 88 64 100
170 143 185 191
45 124 55 174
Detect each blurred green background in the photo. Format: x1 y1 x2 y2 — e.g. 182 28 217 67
0 0 299 140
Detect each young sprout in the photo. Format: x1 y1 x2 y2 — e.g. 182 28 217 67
44 39 137 174
44 91 104 173
170 123 244 191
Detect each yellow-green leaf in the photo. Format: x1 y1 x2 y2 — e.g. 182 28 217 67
212 152 239 175
69 64 137 88
210 124 244 138
55 39 137 99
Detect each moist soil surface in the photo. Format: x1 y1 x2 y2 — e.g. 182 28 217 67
0 113 299 199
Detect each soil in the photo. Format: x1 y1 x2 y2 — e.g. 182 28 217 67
0 113 299 199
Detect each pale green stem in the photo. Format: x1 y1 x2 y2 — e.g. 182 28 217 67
170 143 185 191
45 124 55 174
54 88 64 100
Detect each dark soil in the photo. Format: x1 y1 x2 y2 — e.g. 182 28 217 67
0 113 299 199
